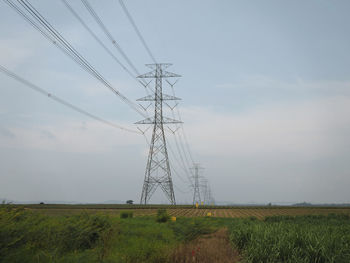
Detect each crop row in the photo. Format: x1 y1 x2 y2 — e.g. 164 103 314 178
31 207 350 218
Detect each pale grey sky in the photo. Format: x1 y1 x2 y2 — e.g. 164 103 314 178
0 0 350 204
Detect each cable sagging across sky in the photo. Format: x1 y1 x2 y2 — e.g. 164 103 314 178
118 0 157 64
81 0 141 77
0 65 141 134
116 0 202 195
4 0 147 118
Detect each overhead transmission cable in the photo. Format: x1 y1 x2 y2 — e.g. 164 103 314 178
119 0 202 196
5 0 199 198
167 140 190 177
173 184 192 194
168 109 194 174
115 0 196 187
78 0 155 97
5 0 147 118
140 126 192 188
80 0 141 77
119 1 197 167
140 125 192 191
169 160 189 185
0 65 140 134
167 80 196 164
164 95 195 177
116 0 198 180
118 0 157 64
60 0 145 86
119 0 208 200
166 136 194 185
18 0 146 116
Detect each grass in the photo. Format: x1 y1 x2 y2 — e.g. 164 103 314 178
229 214 350 263
2 203 350 262
0 205 217 263
0 205 113 262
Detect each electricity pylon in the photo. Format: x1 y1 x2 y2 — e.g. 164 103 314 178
136 63 181 204
201 178 214 205
191 163 204 205
201 178 208 205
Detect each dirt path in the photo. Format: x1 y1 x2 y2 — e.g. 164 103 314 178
170 228 240 263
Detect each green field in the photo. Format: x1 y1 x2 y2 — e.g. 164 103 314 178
1 204 350 262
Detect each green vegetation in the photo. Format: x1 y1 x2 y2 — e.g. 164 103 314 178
0 205 112 262
0 205 215 263
2 203 350 263
120 211 133 219
156 208 170 223
229 214 350 263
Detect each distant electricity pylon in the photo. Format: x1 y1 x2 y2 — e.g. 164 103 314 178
191 163 204 205
201 178 214 205
136 63 181 205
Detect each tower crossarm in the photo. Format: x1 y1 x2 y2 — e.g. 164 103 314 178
138 70 181 79
137 94 181 101
135 116 182 125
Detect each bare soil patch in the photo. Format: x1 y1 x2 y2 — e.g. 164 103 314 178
170 228 240 263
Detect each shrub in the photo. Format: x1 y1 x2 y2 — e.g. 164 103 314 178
156 209 170 223
120 211 133 219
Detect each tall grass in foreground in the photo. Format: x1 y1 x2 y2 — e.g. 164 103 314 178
0 205 216 262
229 214 350 263
0 205 113 262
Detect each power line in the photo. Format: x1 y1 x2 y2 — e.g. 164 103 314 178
60 0 139 85
6 0 200 202
78 0 191 203
116 1 199 195
166 81 214 203
118 0 157 64
117 0 197 168
78 0 155 96
167 80 196 164
167 84 214 204
175 123 194 169
166 137 193 186
81 0 193 190
117 0 197 200
60 0 153 100
0 65 140 134
173 184 192 194
172 130 194 176
81 0 141 77
172 118 194 170
181 126 196 164
164 84 195 177
140 124 192 187
18 0 145 116
5 0 147 118
170 163 189 185
141 124 193 187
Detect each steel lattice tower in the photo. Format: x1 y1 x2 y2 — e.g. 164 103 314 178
191 163 203 205
136 63 181 204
